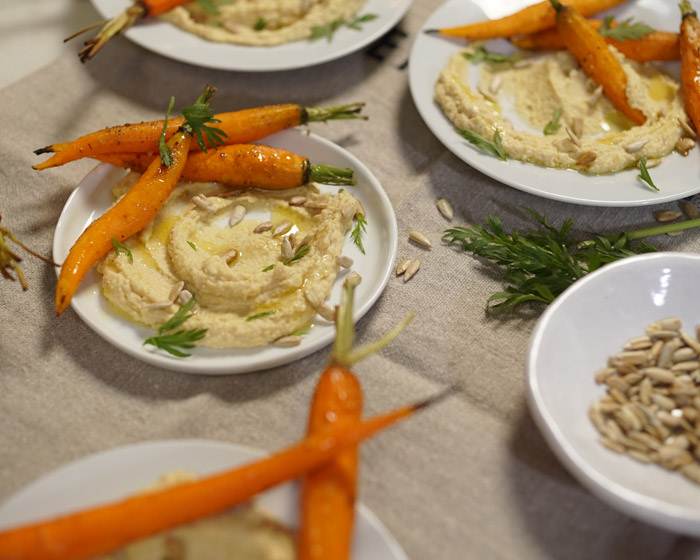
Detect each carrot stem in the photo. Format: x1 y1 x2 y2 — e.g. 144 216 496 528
303 103 367 123
308 164 355 185
681 1 697 18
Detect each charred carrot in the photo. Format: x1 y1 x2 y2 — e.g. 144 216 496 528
298 276 414 560
0 389 452 560
33 103 366 171
680 1 700 136
95 144 355 188
66 0 190 62
53 86 222 315
512 21 680 62
551 0 646 125
426 0 625 40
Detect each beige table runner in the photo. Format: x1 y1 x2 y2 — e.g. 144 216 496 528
1 2 699 558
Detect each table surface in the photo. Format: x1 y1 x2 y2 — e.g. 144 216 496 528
1 1 700 559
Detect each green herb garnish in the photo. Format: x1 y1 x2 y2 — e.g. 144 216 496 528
346 13 378 29
196 0 220 15
310 13 377 41
292 326 311 336
181 85 227 152
246 310 276 321
254 17 267 31
543 108 562 136
262 264 275 272
463 45 522 66
638 157 659 192
599 16 654 41
159 96 176 168
284 244 311 265
187 240 197 251
111 238 133 263
144 298 207 358
458 128 508 160
351 214 367 255
157 297 196 334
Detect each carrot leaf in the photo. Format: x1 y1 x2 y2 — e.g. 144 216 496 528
144 329 207 358
246 310 276 321
159 96 176 168
181 87 227 152
637 157 660 192
158 297 197 335
463 45 522 66
111 238 133 264
600 17 654 41
350 214 367 254
284 244 310 265
543 108 562 136
458 128 508 160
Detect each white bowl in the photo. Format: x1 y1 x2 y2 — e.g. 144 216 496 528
528 253 700 535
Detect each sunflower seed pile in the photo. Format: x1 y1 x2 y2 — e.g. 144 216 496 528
590 318 700 484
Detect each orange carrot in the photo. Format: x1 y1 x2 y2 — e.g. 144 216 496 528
680 1 700 137
53 85 225 315
426 0 625 40
33 103 365 171
95 144 356 188
0 390 451 560
298 276 414 560
512 21 680 62
551 0 646 125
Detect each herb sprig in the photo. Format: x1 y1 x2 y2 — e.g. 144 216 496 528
351 214 367 254
310 13 377 41
159 96 176 167
111 238 133 263
181 86 227 152
543 108 562 136
247 310 276 321
254 17 267 31
144 298 207 358
458 129 508 160
600 16 654 41
638 157 659 192
284 244 311 265
463 45 522 66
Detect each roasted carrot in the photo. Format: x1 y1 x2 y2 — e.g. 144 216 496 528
53 86 224 315
680 1 700 136
0 389 452 560
66 0 190 62
426 0 625 40
33 103 366 171
512 21 680 62
551 0 646 125
298 276 414 560
95 144 356 188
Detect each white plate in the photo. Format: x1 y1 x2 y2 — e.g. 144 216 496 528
91 0 413 71
528 253 700 536
409 0 700 207
52 129 397 375
0 439 408 559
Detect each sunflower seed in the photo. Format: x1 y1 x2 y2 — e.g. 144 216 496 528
192 194 216 212
659 339 683 368
673 347 697 363
600 437 626 453
616 406 643 432
403 260 421 283
628 431 661 450
289 196 307 207
273 335 302 347
281 237 294 260
588 85 603 107
168 281 185 302
655 318 682 331
654 210 682 223
225 205 245 227
316 303 336 322
672 361 700 372
676 137 696 156
625 336 653 351
595 367 616 384
644 367 677 384
589 405 607 433
571 117 584 139
682 463 700 483
254 221 273 234
679 117 698 138
490 76 503 94
624 139 648 154
614 351 649 365
651 393 676 411
680 200 700 219
610 388 628 404
605 419 625 441
658 410 683 428
177 289 193 305
565 125 581 146
681 331 700 355
408 230 432 250
223 249 239 266
576 150 597 166
640 377 653 405
304 200 328 210
396 259 411 277
623 373 643 386
607 376 630 393
436 198 454 221
649 340 664 362
335 255 353 269
272 221 292 237
628 450 653 463
554 138 578 153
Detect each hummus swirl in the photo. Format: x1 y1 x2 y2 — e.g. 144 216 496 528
435 49 686 175
163 0 365 46
99 177 361 348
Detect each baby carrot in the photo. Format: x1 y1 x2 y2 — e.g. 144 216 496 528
95 144 356 188
33 103 366 171
551 0 646 125
426 0 625 40
53 86 223 315
680 1 700 136
298 275 414 560
0 390 451 560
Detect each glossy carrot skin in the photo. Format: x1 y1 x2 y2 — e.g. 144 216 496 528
435 0 625 40
96 144 310 190
513 22 681 62
298 365 362 560
143 0 188 16
681 5 700 135
554 2 646 125
54 131 191 315
0 402 422 560
34 104 304 170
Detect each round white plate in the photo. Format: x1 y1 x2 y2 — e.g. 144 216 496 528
0 439 408 559
52 129 397 375
91 0 413 71
528 253 700 535
409 0 700 207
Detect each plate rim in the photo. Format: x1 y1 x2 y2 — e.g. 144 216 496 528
527 252 700 536
0 438 409 560
408 0 700 208
52 129 398 375
90 0 414 72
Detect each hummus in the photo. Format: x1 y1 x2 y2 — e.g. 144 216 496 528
98 175 362 348
435 48 686 175
163 0 365 46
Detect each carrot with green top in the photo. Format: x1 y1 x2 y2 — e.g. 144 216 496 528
298 274 415 560
95 144 356 188
425 0 625 40
680 1 700 137
0 389 452 560
54 86 221 316
550 0 646 125
33 103 366 171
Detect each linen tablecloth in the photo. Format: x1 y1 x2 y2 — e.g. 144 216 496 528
1 1 699 558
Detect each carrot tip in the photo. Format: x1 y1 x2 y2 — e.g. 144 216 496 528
33 146 53 155
424 28 440 35
414 384 461 411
